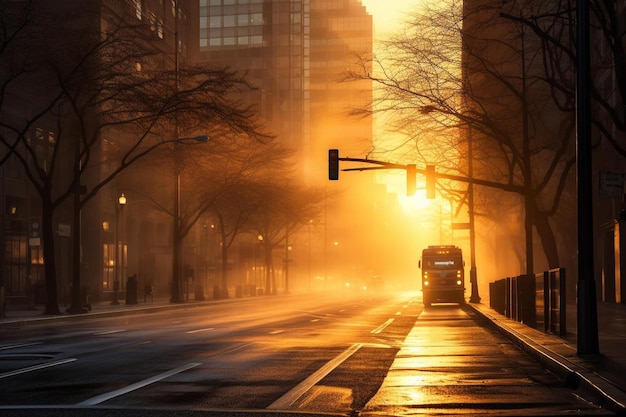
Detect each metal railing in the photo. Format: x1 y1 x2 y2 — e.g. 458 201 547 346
489 268 566 336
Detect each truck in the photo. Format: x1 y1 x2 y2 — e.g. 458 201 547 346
419 245 465 306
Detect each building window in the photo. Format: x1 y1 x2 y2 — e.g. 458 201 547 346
157 19 164 38
209 16 221 27
224 15 235 27
134 0 142 20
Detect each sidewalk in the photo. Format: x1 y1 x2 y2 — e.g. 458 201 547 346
472 302 626 413
361 301 626 415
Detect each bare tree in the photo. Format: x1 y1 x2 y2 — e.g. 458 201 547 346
207 139 294 297
0 4 267 314
501 0 625 155
344 0 581 276
249 175 325 296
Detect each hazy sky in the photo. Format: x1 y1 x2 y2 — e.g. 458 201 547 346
360 0 419 37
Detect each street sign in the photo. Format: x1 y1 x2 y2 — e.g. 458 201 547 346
599 171 624 198
58 223 71 237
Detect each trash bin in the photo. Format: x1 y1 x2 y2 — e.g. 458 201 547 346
144 283 153 303
126 275 138 305
194 284 205 301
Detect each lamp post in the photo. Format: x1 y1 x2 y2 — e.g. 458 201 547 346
468 128 481 303
112 193 126 305
170 135 209 303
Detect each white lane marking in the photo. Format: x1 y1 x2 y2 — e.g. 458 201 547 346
269 330 284 335
310 319 320 323
185 328 215 334
93 329 126 336
0 358 77 379
371 318 394 334
0 342 42 351
77 362 202 406
267 343 362 410
218 343 253 356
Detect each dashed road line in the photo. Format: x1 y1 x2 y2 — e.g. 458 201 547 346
94 329 126 335
0 342 42 351
267 343 362 410
185 327 215 334
371 318 394 334
0 358 77 379
77 362 202 406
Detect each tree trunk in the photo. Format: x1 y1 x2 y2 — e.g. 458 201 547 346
220 243 229 298
41 197 61 315
264 243 271 294
534 210 560 269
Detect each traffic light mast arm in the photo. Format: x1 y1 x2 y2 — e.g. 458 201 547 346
340 158 523 194
338 157 406 170
434 171 524 194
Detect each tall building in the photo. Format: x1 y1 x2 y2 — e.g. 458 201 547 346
195 0 372 179
195 0 379 285
0 0 197 305
1 0 387 306
461 0 626 301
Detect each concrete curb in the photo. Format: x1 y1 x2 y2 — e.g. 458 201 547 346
0 296 262 329
467 303 626 415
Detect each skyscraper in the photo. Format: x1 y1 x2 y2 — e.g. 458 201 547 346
196 0 372 180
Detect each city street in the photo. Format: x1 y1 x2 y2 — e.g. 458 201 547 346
0 291 612 416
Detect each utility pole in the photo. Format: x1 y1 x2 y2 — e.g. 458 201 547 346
576 0 599 355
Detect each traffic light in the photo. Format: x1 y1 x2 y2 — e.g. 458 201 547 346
406 164 416 196
426 164 436 199
328 149 339 180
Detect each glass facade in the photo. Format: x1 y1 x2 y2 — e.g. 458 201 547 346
197 0 371 179
199 0 265 47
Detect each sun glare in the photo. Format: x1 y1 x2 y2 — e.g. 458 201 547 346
361 0 423 37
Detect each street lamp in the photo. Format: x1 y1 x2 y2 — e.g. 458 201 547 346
112 193 126 305
467 129 481 303
257 235 264 294
170 135 209 303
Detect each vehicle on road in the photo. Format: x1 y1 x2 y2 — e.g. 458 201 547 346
419 245 465 306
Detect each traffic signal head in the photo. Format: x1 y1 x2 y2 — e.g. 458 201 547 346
426 165 436 199
328 149 339 180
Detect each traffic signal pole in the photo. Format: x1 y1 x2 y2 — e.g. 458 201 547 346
575 0 599 355
329 153 492 304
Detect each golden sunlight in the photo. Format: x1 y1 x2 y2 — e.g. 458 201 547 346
361 0 421 37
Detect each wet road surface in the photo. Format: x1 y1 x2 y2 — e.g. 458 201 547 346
0 292 613 416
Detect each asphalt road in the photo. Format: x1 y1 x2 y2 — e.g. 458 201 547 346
0 291 613 416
